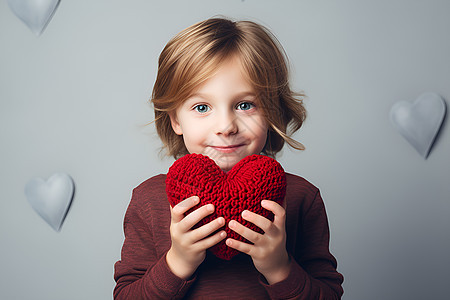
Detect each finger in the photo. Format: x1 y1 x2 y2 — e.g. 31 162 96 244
241 209 273 233
228 219 261 244
179 203 215 231
195 230 227 251
261 200 286 228
171 196 200 222
226 238 253 255
190 217 225 243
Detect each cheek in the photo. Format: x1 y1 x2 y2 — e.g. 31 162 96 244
243 116 269 149
181 124 208 148
257 128 269 147
257 120 269 146
248 116 269 138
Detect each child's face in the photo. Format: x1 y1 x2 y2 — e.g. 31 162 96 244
170 57 268 172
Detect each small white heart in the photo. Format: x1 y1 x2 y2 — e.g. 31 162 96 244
7 0 60 36
390 92 446 159
25 173 74 231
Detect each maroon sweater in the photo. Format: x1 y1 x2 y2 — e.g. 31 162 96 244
114 173 344 299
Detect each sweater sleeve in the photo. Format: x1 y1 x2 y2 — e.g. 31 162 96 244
260 190 344 299
113 188 196 300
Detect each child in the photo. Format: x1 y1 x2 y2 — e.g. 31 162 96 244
114 17 344 299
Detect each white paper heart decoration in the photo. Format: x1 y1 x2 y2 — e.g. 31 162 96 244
7 0 60 36
390 92 446 159
25 172 74 231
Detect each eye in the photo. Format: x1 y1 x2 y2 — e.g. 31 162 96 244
193 104 210 113
237 102 255 111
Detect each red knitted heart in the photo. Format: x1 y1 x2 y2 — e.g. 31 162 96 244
166 154 286 260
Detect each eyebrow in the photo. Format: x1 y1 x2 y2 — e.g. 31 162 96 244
188 91 257 101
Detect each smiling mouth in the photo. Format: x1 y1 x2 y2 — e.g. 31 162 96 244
210 144 245 153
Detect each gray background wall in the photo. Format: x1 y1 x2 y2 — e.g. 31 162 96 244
1 0 449 299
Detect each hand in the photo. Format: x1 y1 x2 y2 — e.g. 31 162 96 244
166 196 227 280
226 200 291 285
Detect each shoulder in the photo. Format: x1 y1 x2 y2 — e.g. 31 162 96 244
285 172 319 197
127 174 168 214
284 172 321 213
133 174 167 196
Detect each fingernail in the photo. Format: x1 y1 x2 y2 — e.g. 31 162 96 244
220 231 226 238
229 220 235 228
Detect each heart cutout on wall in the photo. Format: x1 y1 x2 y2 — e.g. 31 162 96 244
25 172 74 231
7 0 61 36
390 92 446 159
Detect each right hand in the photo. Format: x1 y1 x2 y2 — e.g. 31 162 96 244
166 196 226 280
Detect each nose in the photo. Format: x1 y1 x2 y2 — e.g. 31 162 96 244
215 110 238 136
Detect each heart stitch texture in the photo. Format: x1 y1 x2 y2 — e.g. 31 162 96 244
166 154 286 260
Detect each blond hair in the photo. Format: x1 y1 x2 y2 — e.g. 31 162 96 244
151 17 306 159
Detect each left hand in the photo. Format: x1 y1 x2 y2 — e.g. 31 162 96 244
226 200 291 285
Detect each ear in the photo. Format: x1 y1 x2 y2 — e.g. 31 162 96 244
169 112 183 135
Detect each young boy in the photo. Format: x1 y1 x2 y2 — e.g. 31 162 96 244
114 17 344 299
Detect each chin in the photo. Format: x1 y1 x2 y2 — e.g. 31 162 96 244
217 162 234 172
199 149 255 171
214 157 240 172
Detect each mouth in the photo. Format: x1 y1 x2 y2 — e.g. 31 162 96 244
210 144 245 153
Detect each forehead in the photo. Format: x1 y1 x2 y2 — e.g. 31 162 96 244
193 57 252 91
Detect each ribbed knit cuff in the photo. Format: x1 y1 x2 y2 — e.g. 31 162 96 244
259 257 307 299
145 254 196 299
